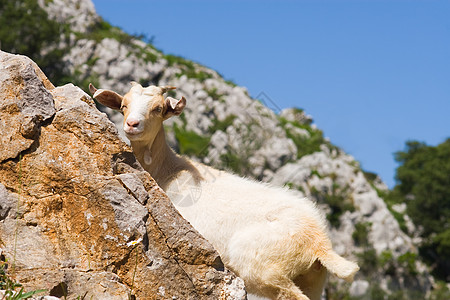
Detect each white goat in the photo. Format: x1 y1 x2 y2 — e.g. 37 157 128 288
89 83 359 300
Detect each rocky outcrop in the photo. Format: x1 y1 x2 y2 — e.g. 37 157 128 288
37 0 97 33
0 51 246 299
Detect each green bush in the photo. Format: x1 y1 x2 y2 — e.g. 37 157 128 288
390 139 450 280
205 87 224 101
165 54 213 81
352 222 371 248
428 281 450 300
311 184 355 228
356 248 378 275
279 116 328 158
0 0 70 83
0 258 46 299
173 123 210 158
79 18 135 44
209 115 236 133
219 151 253 175
398 252 418 276
362 170 378 184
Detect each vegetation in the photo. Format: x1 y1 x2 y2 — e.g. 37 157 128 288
77 18 134 44
352 222 371 248
205 87 225 101
362 170 378 184
350 224 426 299
219 152 253 175
279 116 330 159
173 123 210 158
208 114 236 133
165 54 214 81
310 183 355 228
0 0 160 90
1 257 46 299
428 281 450 300
388 139 450 281
0 0 70 83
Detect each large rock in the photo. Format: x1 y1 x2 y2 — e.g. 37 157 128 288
0 51 246 299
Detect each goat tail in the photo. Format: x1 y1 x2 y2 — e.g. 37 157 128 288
318 250 359 282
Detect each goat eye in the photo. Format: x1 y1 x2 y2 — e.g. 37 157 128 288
154 106 162 113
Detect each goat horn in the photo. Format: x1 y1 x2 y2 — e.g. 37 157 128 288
161 86 176 94
89 83 97 95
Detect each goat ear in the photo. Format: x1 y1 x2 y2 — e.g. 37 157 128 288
164 96 186 119
89 83 123 110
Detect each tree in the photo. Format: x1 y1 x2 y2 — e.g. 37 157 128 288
391 139 450 281
0 0 68 82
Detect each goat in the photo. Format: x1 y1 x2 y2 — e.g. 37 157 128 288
89 83 359 300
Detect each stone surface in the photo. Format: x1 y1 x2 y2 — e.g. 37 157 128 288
38 0 98 33
349 280 370 297
0 51 245 299
0 52 55 162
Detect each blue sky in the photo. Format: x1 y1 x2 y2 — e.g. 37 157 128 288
91 0 450 188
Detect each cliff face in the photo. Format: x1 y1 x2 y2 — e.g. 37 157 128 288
0 51 245 299
1 0 435 298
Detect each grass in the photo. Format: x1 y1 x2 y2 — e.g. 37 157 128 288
205 87 225 101
77 18 135 44
209 115 236 133
310 184 355 228
0 156 46 299
279 116 329 159
219 152 252 175
376 188 409 234
128 245 139 300
12 155 24 274
165 54 214 81
0 261 46 299
173 123 210 158
352 222 371 248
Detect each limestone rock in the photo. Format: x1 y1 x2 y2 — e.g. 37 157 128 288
349 280 370 297
0 52 55 162
37 0 98 33
279 108 313 125
0 51 245 299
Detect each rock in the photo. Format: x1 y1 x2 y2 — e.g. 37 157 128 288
0 183 18 220
349 280 370 297
38 0 98 33
279 108 313 125
0 291 60 300
0 51 245 299
0 52 55 162
271 149 432 293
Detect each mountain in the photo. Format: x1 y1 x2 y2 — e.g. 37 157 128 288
0 0 441 298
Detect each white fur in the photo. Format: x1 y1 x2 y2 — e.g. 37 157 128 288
91 83 359 300
167 163 359 300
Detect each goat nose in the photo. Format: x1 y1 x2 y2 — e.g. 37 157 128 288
126 119 140 128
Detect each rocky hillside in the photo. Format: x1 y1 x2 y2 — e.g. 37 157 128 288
1 0 441 298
